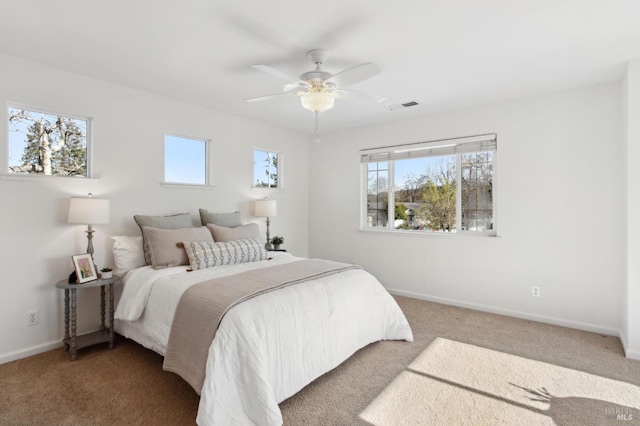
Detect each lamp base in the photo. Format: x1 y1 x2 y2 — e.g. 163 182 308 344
265 242 274 251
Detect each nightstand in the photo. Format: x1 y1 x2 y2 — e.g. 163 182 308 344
55 276 116 360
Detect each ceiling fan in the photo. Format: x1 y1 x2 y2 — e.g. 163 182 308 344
246 50 385 131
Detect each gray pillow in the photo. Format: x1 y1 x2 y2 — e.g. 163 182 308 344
199 209 242 228
143 226 213 268
206 223 261 242
134 213 194 265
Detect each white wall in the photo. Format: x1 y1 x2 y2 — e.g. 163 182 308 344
1 50 634 363
309 83 624 336
624 60 640 359
0 53 309 362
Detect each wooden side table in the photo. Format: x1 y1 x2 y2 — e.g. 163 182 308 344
55 276 116 360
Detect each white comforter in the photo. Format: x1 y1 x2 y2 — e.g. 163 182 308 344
114 254 413 425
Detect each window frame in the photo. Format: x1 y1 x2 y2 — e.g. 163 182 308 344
162 133 211 187
252 148 281 190
360 133 497 237
5 103 92 179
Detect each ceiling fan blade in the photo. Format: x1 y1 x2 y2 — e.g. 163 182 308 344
251 65 310 87
337 89 387 104
325 63 381 88
245 91 299 103
283 82 307 92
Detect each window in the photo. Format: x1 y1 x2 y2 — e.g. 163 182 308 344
253 150 279 188
361 134 497 236
8 106 89 177
164 134 208 185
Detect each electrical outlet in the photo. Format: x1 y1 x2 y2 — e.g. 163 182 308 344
531 287 540 297
27 310 39 326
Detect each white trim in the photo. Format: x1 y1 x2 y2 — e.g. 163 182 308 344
386 287 621 337
160 182 216 190
387 160 395 230
361 163 368 227
0 339 63 364
456 154 462 230
7 102 89 122
0 174 99 183
251 186 286 193
625 349 640 361
357 227 498 239
619 332 640 360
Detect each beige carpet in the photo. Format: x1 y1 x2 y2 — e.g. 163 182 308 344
360 338 640 425
1 296 639 425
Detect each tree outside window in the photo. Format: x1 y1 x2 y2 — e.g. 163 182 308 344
361 134 497 236
253 150 279 188
8 107 88 177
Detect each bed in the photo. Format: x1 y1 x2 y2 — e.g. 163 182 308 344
112 223 413 425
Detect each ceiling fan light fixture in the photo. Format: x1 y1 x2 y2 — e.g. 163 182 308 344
299 87 336 113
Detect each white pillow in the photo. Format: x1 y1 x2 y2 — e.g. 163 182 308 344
111 236 145 275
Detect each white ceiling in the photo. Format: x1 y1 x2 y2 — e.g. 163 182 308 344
1 1 640 135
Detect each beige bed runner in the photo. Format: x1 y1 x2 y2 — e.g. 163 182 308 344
163 258 361 394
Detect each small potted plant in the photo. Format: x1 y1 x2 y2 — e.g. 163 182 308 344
100 267 113 279
270 236 284 250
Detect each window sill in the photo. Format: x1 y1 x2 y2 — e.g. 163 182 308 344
357 227 499 239
251 186 285 193
161 182 216 190
0 174 98 183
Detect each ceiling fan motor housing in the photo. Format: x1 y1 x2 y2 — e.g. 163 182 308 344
302 49 333 86
300 70 333 86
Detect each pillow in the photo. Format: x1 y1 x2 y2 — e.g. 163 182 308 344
182 238 267 270
143 226 213 268
199 209 242 228
134 213 193 265
206 223 261 242
111 236 145 275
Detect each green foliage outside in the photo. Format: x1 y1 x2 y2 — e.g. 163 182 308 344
255 151 278 188
395 203 407 220
418 180 456 231
9 108 87 176
394 153 492 232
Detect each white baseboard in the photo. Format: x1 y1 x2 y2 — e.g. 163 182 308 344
619 333 640 360
387 287 621 338
624 349 640 361
0 340 63 365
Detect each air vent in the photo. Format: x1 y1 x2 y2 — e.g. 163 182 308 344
388 101 419 111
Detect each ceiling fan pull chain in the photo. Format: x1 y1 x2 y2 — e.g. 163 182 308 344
315 111 321 142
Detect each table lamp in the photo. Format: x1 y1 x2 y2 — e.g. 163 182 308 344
68 193 110 259
254 199 277 250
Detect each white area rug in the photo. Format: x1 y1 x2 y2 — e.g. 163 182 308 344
360 338 639 425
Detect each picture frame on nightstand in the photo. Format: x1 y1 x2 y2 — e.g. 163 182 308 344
71 253 97 284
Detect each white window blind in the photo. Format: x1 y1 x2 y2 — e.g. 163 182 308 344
360 133 497 163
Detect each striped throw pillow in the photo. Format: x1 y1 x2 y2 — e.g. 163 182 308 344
182 238 268 270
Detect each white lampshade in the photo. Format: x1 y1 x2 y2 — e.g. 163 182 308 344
254 199 277 217
68 195 110 225
299 88 336 113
